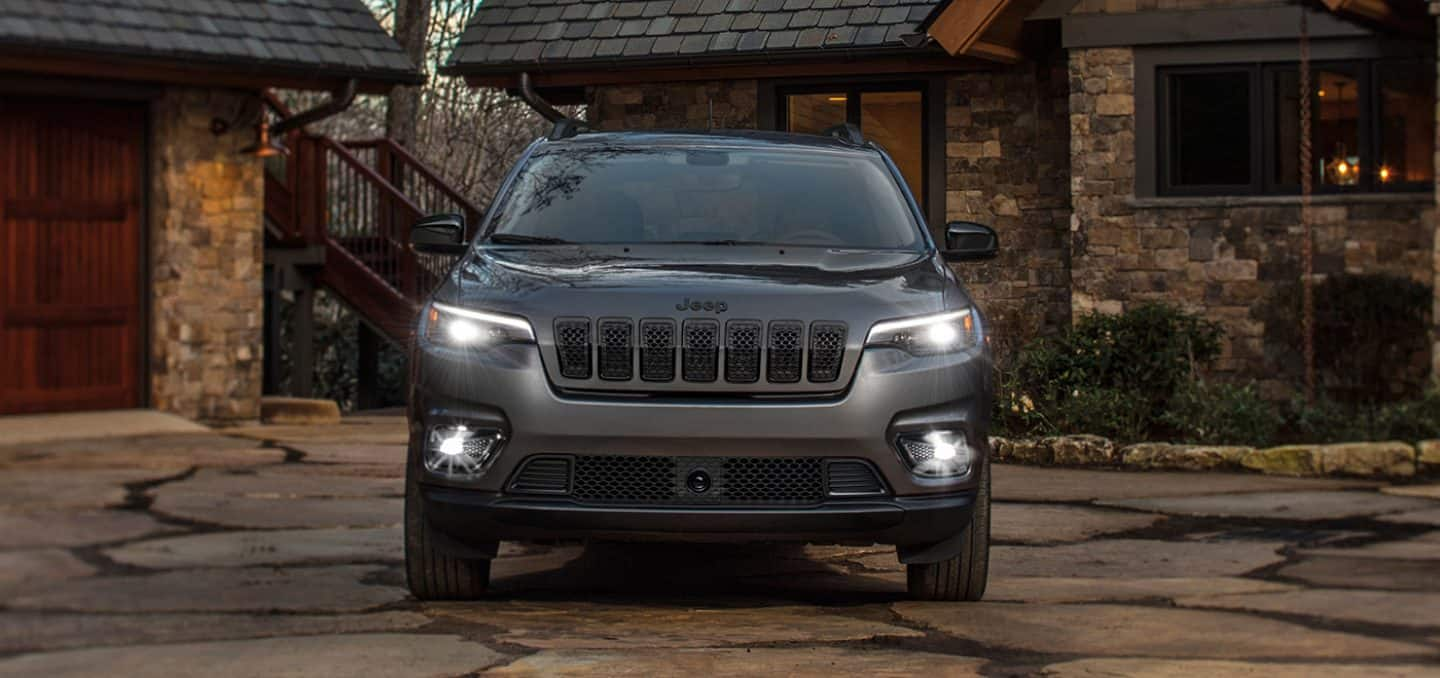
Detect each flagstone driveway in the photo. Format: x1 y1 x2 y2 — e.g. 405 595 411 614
1 416 1437 676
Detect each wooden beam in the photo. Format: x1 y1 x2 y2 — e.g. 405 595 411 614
968 40 1024 63
0 48 409 94
463 53 988 89
928 0 1016 56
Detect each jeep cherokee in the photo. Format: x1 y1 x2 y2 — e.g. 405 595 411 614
405 127 998 601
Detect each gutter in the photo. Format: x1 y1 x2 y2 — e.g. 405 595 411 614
270 79 358 136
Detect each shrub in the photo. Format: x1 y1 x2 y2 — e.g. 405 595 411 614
1263 274 1432 403
1283 387 1440 444
995 303 1223 442
1161 381 1282 447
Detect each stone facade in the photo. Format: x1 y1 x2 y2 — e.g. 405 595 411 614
148 87 265 423
944 50 1073 348
1069 47 1436 393
588 79 758 130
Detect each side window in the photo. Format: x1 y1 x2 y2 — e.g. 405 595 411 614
1162 68 1255 192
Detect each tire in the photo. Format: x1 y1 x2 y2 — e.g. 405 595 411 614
404 460 492 601
906 461 990 601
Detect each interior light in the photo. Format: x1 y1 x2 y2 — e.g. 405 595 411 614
1318 89 1326 98
1380 166 1391 182
827 95 847 103
1336 161 1349 175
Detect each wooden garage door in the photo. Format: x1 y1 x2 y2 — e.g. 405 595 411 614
0 98 145 415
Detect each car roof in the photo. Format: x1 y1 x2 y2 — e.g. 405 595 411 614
536 129 882 154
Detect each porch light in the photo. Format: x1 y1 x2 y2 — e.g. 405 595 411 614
241 123 288 158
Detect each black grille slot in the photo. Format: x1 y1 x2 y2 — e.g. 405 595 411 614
682 319 720 382
807 322 846 383
639 319 676 382
766 321 804 383
721 457 825 504
724 320 762 383
573 455 677 503
509 457 572 494
826 461 886 496
554 318 592 379
597 319 633 381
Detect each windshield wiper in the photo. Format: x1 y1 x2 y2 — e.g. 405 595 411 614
664 239 772 246
486 233 572 245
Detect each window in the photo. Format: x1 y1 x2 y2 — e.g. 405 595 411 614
487 146 925 250
780 84 927 206
1158 59 1434 196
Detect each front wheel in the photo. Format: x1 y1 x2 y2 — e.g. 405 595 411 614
906 462 990 601
404 462 493 601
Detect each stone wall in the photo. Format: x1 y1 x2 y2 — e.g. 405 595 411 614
1069 47 1436 395
149 87 265 423
944 50 1073 349
588 79 758 130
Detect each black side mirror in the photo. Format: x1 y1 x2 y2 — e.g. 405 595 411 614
942 221 999 262
411 213 467 255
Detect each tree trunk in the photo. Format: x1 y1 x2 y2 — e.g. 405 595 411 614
386 0 432 147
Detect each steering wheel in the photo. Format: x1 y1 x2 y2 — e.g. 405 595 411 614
781 229 846 245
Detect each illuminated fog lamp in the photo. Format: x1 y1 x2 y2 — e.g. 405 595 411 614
424 424 504 477
896 431 972 478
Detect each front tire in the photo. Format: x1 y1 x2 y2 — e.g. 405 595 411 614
404 461 492 601
906 462 990 601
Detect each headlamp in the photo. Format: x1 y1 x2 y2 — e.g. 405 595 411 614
865 309 979 355
425 302 535 348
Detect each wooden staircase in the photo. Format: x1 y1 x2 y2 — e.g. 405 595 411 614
261 95 482 345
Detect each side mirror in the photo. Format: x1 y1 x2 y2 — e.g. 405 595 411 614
411 213 468 255
942 221 999 262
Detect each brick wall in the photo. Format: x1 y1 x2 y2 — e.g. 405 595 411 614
588 80 758 129
944 51 1073 349
148 87 265 423
1069 47 1436 395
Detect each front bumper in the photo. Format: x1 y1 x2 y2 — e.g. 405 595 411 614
422 485 978 547
411 341 993 497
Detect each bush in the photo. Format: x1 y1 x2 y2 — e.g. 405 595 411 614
1264 274 1432 403
995 303 1223 442
1161 381 1282 447
1284 387 1440 444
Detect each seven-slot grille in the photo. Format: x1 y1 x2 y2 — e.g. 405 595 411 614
552 318 848 386
509 454 887 505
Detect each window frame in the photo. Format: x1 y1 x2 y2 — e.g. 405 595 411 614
1155 57 1433 197
760 76 945 233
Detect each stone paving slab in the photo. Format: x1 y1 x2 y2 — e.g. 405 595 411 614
284 442 405 466
0 409 206 447
0 611 428 654
1278 556 1440 592
0 633 504 678
150 493 402 529
1381 484 1440 500
0 470 172 513
1176 588 1440 628
485 648 987 676
427 602 922 649
986 539 1288 579
985 576 1297 604
1298 532 1440 561
226 420 409 445
1378 508 1440 526
0 434 282 473
0 549 97 599
7 565 406 613
892 602 1436 659
993 503 1163 544
1040 658 1439 677
153 466 401 499
1099 491 1436 521
992 465 1376 503
0 509 173 549
104 527 402 569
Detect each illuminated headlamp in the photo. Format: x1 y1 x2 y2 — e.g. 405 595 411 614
865 309 979 355
425 302 534 348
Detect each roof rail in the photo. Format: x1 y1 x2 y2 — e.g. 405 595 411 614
822 122 864 146
517 72 588 141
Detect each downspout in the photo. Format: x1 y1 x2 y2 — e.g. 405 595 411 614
517 72 587 140
271 79 359 136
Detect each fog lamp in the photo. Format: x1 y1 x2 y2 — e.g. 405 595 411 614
424 424 504 477
896 431 972 478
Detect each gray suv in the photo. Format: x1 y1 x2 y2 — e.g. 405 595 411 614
405 128 998 601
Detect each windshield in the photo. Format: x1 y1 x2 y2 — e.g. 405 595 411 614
485 145 924 249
